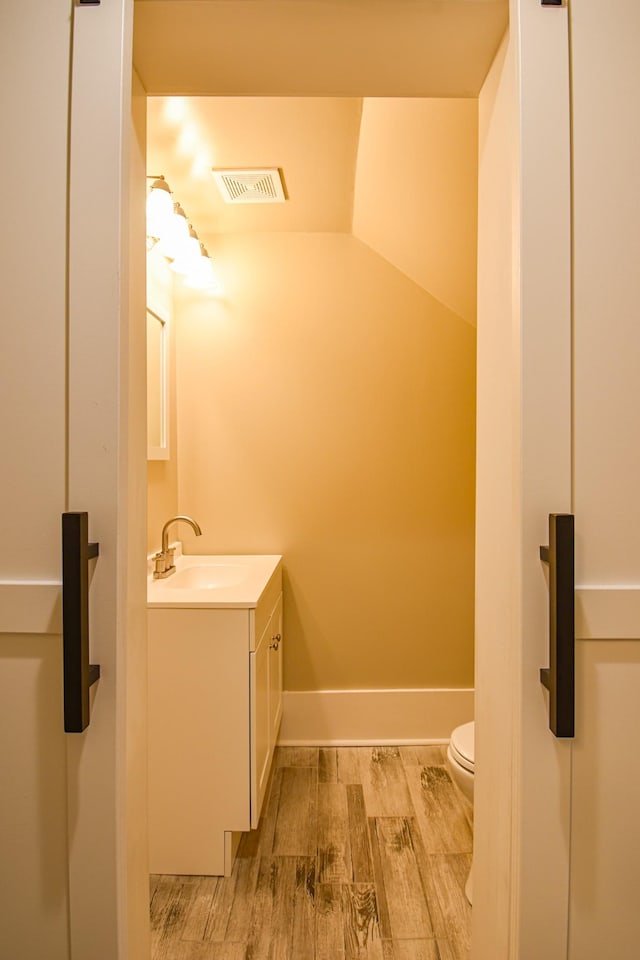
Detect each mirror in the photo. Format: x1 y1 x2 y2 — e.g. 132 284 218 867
147 307 169 460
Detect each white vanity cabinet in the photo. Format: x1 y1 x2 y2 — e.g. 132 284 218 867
147 557 282 876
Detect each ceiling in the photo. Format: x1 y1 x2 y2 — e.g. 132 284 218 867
146 97 363 236
134 0 508 98
140 0 505 324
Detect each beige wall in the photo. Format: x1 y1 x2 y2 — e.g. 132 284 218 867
353 98 478 326
174 232 476 691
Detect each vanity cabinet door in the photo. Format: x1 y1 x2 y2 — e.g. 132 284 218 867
250 591 284 829
269 593 284 749
250 623 271 828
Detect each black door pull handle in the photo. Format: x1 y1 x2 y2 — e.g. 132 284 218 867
539 513 575 738
62 512 100 733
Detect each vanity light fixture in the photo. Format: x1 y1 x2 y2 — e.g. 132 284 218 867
183 243 220 292
170 224 201 274
146 175 220 294
158 203 190 261
146 177 173 238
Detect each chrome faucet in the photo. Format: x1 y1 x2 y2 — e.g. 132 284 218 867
153 515 203 579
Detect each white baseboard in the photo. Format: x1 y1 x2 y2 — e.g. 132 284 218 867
278 688 474 746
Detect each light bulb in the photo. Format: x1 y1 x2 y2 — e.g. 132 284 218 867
183 245 220 292
146 179 173 237
158 203 189 260
170 225 201 273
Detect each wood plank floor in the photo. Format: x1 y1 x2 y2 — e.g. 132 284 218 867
150 746 473 960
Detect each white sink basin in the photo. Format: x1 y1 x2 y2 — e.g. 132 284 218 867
147 554 282 609
165 563 247 591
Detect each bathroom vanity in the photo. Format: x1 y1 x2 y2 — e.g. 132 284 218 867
147 554 283 876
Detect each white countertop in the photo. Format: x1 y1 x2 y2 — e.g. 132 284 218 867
147 553 282 609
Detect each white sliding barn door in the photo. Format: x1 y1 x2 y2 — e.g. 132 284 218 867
476 1 640 957
474 0 572 956
568 1 640 956
0 2 148 958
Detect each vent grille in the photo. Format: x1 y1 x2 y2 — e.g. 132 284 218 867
212 168 286 204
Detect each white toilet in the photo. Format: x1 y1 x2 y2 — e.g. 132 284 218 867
446 720 475 904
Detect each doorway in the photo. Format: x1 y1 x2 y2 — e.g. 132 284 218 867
134 3 504 956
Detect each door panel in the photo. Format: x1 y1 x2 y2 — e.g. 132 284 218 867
569 641 640 958
568 2 640 957
0 634 69 959
475 2 573 957
1 1 145 958
66 2 140 956
1 1 74 957
514 2 573 954
571 0 640 588
0 1 68 581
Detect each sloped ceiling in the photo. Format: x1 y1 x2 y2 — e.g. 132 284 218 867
140 0 503 325
134 0 509 98
146 97 363 236
352 99 478 325
147 95 478 324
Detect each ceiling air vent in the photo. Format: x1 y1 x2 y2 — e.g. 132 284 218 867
212 167 286 204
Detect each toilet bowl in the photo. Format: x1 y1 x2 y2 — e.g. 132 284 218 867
446 720 475 904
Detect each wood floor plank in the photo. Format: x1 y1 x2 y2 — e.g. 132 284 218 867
380 940 440 960
369 818 434 940
200 871 241 942
149 747 471 960
317 782 352 883
164 942 247 959
273 765 318 856
291 857 317 956
245 857 289 960
276 745 319 767
151 875 200 958
436 939 466 960
223 854 261 943
270 857 298 960
404 763 473 854
244 855 315 959
417 853 472 956
336 747 364 785
359 747 415 817
406 817 448 938
399 745 447 767
180 876 219 941
342 884 383 959
319 747 338 783
367 818 393 940
316 883 346 960
347 784 374 882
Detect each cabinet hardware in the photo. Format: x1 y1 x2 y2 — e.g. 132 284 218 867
539 513 575 738
269 633 281 651
62 512 100 733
